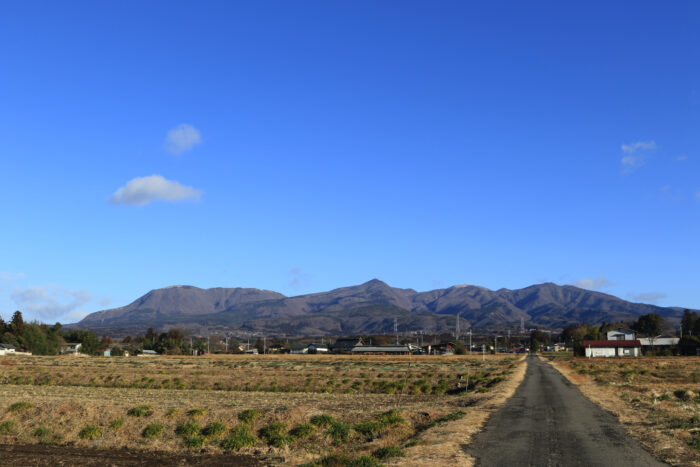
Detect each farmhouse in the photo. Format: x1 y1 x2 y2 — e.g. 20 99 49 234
583 339 642 358
332 337 364 353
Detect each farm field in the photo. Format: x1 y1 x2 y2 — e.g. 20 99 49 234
0 354 525 466
547 356 700 466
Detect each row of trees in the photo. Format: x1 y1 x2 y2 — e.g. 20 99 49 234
0 311 105 355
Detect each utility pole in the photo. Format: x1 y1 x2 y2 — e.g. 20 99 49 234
482 344 485 361
455 313 460 340
263 336 266 355
225 337 229 353
190 336 193 355
207 334 210 355
394 318 398 345
469 329 472 355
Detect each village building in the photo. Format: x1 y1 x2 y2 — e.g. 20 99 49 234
332 337 364 354
607 329 636 340
583 339 642 357
60 343 82 354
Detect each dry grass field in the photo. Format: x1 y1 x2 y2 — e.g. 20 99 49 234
547 356 700 467
0 354 525 466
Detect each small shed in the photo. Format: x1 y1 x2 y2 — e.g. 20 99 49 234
583 340 642 357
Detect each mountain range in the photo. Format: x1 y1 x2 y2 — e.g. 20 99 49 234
73 280 685 337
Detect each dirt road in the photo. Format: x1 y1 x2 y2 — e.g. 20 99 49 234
469 355 666 467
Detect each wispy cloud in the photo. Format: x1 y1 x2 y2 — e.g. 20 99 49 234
660 185 670 192
620 140 656 173
696 190 700 201
11 285 92 321
165 124 201 155
676 154 688 162
627 292 667 304
621 141 657 154
573 276 612 291
110 175 203 206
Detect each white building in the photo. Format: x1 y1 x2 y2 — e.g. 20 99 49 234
607 329 636 341
583 340 642 357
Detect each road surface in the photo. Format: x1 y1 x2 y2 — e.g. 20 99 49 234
469 355 666 467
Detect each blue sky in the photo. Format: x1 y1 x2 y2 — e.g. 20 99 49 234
1 1 699 323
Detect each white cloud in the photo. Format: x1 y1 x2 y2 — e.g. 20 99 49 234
621 140 657 154
11 285 92 321
165 124 201 155
627 292 667 304
573 276 612 291
110 175 203 206
677 154 688 162
620 140 656 173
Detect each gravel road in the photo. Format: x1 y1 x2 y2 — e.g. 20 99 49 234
469 354 666 467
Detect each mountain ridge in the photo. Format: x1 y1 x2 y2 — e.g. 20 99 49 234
74 280 684 336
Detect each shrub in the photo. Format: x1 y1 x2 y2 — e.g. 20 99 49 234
175 421 200 437
221 425 256 451
237 409 260 424
430 410 466 427
33 426 50 438
347 456 382 467
78 424 101 440
187 408 206 418
127 405 153 417
0 420 16 435
165 408 180 418
373 445 405 459
355 420 382 440
184 435 206 449
8 401 32 413
326 421 352 444
310 414 335 427
142 423 164 439
304 453 351 466
202 421 228 439
289 423 316 439
259 422 292 448
109 418 124 431
375 409 404 426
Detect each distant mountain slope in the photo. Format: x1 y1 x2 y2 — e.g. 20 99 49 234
79 286 284 327
73 280 684 336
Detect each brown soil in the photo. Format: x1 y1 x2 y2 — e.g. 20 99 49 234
0 443 262 466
